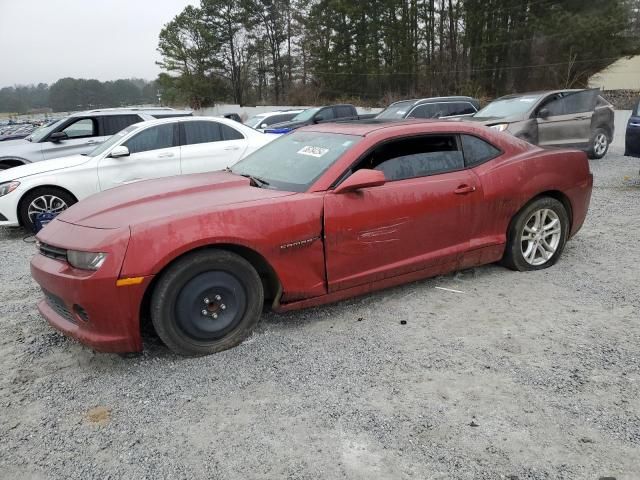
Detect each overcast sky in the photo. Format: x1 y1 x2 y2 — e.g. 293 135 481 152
0 0 198 87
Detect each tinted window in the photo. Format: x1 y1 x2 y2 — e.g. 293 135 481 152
183 121 221 145
562 90 598 114
220 124 244 140
152 113 193 119
448 102 477 116
356 135 463 181
376 101 415 119
102 115 143 135
265 113 297 126
125 124 175 154
636 101 640 116
461 135 501 167
539 94 565 116
62 118 96 138
336 106 354 118
410 104 444 119
315 108 335 122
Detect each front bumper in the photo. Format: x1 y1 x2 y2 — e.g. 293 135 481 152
0 189 21 226
30 220 152 353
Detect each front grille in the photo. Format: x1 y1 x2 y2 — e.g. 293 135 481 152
39 243 68 262
43 290 76 324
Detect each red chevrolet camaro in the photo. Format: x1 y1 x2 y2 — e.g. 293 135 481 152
31 120 593 356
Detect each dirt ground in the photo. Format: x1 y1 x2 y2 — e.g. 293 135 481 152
1 146 639 479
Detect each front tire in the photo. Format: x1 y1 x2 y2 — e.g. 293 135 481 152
588 128 609 159
503 197 569 271
18 187 76 231
150 250 264 356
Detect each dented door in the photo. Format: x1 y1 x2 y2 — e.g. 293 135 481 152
323 170 480 292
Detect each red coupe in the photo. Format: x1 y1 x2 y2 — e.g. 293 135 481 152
31 120 593 356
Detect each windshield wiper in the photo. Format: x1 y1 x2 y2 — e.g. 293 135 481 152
239 173 270 188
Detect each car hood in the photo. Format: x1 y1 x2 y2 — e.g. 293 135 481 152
0 154 89 182
57 171 296 229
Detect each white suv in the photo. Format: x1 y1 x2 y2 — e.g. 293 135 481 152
0 107 192 170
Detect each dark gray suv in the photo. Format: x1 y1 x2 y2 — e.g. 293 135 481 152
471 89 614 159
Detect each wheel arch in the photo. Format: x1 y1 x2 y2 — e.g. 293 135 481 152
0 158 29 170
16 185 79 226
138 243 283 334
508 190 574 240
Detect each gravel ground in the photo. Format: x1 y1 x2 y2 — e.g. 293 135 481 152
1 147 639 480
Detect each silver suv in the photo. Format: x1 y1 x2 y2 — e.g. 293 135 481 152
0 107 192 170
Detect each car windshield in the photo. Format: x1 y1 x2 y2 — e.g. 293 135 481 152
291 108 321 122
245 116 266 128
28 118 66 142
231 131 361 192
474 94 543 118
376 101 415 119
87 124 139 157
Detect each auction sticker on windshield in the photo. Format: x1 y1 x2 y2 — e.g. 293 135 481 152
298 146 329 157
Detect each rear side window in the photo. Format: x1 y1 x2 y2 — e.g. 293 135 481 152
335 106 354 118
461 135 501 167
356 135 464 181
448 102 477 116
125 124 175 154
102 115 143 135
220 124 244 140
562 90 598 114
183 121 222 145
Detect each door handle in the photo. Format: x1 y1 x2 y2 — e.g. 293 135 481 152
86 139 99 144
224 146 240 151
158 152 175 158
454 184 476 195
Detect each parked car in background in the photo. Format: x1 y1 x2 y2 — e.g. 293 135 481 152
470 89 614 159
0 107 192 170
625 98 640 158
376 96 480 120
244 110 304 132
222 113 242 122
0 117 274 230
30 119 592 356
265 104 374 133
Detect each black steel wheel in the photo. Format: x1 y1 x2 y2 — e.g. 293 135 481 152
150 249 264 356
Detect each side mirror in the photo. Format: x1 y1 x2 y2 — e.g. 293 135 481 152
538 108 550 119
334 169 386 194
49 132 68 143
260 123 268 129
109 146 130 158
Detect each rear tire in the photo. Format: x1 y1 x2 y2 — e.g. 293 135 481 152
588 128 609 159
150 250 264 356
502 197 569 271
18 187 76 231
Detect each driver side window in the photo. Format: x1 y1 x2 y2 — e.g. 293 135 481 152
538 94 565 116
124 124 175 154
353 135 464 181
62 118 97 138
315 108 335 122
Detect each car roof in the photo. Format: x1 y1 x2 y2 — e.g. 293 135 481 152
69 107 193 117
255 109 304 117
127 115 248 129
389 96 478 106
301 118 475 136
494 89 585 100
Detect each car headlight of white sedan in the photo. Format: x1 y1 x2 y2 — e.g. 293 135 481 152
0 181 20 197
490 124 509 132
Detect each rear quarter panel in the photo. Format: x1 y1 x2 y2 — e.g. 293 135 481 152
473 147 592 245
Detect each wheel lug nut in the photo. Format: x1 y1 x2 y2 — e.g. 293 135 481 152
201 309 208 315
220 304 226 310
212 313 218 319
215 295 221 301
204 298 210 304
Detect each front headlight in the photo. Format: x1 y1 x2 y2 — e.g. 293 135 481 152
490 123 509 132
67 250 108 270
0 181 20 197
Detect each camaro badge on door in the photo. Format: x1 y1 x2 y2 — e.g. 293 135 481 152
280 237 320 250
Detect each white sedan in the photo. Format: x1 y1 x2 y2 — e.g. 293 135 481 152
0 116 276 229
